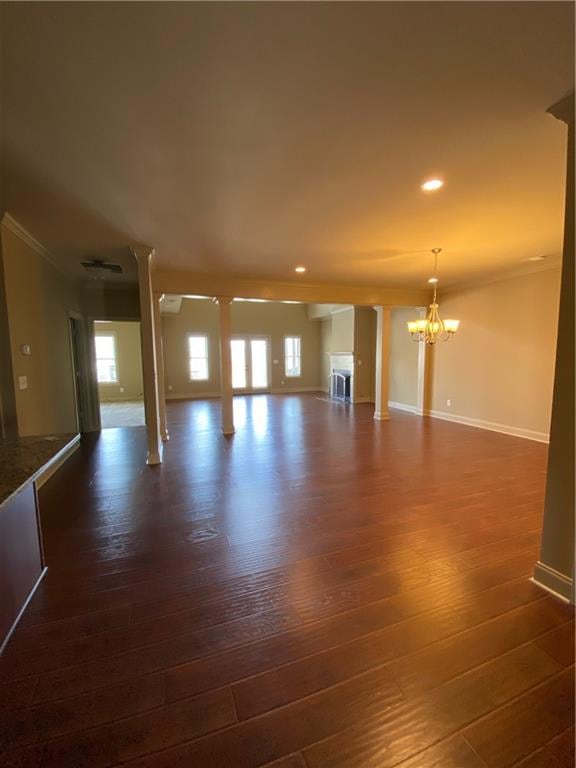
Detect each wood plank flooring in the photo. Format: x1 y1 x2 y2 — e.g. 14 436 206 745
0 394 573 767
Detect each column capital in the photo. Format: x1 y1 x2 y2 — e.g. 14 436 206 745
131 244 155 263
547 91 574 125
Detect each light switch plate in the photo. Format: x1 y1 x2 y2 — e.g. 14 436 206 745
21 344 32 356
18 375 28 390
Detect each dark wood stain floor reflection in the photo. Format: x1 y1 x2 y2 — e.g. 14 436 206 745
0 395 573 767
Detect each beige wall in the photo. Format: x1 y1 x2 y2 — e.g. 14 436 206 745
390 307 420 408
320 318 332 391
80 282 140 320
161 299 322 397
330 308 355 352
431 268 561 437
353 307 376 402
95 321 143 402
2 223 79 436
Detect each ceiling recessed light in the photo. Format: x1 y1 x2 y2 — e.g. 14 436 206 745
428 277 439 284
526 254 548 262
421 179 444 191
295 266 306 273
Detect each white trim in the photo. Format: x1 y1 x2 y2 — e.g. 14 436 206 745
1 567 47 655
532 561 574 603
373 411 390 421
1 213 69 280
166 388 324 400
2 213 50 260
389 401 419 414
424 408 549 443
166 392 219 400
328 306 354 316
35 435 81 490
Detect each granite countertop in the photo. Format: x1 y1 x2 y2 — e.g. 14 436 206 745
0 433 79 507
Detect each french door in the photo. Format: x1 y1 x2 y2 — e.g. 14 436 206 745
231 336 270 392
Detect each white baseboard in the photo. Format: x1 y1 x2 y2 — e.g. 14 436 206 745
373 411 390 421
35 435 81 490
166 392 220 400
389 401 419 415
532 561 574 603
424 408 549 443
167 388 323 399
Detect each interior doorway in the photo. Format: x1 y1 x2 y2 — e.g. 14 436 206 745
231 336 270 392
69 315 90 432
93 320 145 428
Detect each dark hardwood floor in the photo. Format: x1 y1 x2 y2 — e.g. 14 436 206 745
0 394 573 767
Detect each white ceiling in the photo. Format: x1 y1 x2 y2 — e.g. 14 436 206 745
2 2 574 288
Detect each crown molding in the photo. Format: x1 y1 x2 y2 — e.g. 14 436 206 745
442 260 562 296
547 91 575 125
1 212 72 280
2 212 50 260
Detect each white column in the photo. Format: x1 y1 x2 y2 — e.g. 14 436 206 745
216 296 235 435
416 307 433 416
533 92 575 602
373 305 391 421
134 246 162 465
153 292 169 442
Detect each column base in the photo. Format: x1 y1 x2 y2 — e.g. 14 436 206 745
532 561 574 603
221 427 235 436
161 430 170 442
146 443 164 465
374 411 390 421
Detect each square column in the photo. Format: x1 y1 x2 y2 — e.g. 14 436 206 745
153 292 169 442
216 296 235 435
533 92 575 602
134 246 162 465
416 307 433 416
373 305 391 421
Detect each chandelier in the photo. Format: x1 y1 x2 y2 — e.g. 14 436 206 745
407 248 460 344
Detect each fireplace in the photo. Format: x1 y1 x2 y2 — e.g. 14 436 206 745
330 368 352 401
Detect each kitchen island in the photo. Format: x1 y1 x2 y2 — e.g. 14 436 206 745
0 433 80 652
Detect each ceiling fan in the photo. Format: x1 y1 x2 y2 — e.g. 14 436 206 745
81 258 123 278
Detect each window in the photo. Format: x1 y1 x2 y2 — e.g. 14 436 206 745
188 335 209 381
95 334 118 383
285 336 301 377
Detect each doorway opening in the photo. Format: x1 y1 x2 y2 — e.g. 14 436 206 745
94 320 145 428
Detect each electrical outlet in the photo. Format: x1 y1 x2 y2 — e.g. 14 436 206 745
18 375 28 390
281 380 285 385
446 399 451 408
168 384 173 391
120 387 125 393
